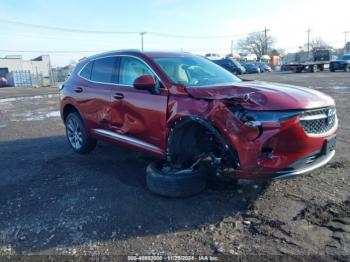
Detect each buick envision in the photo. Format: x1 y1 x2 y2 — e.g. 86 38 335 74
60 50 337 196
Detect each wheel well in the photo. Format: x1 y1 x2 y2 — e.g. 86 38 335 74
166 116 239 167
62 104 79 122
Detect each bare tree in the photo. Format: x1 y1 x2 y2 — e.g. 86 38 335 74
236 32 275 57
269 48 286 57
308 37 331 51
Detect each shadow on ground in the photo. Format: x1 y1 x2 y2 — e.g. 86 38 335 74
0 136 267 253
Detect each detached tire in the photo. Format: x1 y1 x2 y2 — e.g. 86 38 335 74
146 161 207 198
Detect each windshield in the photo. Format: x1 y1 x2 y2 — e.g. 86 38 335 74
153 56 241 87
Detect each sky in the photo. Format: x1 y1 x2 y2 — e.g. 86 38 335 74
0 0 349 66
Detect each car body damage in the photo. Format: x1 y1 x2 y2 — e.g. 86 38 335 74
165 78 337 179
60 50 337 182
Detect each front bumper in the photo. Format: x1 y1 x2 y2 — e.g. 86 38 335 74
272 149 335 179
222 112 337 180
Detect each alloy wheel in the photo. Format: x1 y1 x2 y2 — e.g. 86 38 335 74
66 117 84 150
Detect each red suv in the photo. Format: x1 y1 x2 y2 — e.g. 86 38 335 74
60 50 337 197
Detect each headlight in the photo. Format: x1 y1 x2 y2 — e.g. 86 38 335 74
236 110 301 124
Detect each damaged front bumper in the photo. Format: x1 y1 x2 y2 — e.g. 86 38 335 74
219 109 337 180
272 149 335 179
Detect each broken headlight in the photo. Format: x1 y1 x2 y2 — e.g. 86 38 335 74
236 110 301 125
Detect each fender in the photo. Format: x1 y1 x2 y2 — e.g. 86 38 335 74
166 116 239 167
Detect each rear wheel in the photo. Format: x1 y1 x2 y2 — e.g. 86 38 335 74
65 112 96 154
345 65 350 72
309 64 317 73
295 67 302 73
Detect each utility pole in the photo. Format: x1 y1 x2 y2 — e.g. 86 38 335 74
344 31 350 46
306 28 312 59
231 40 234 57
140 32 147 51
263 27 270 55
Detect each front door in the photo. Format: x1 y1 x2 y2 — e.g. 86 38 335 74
108 56 169 153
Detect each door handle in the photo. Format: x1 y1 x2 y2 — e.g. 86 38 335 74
113 93 124 99
74 87 83 93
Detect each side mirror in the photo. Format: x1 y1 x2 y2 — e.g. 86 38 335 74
133 75 156 91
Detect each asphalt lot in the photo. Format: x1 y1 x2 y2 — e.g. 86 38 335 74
0 71 350 259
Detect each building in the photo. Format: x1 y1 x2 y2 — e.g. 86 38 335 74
0 55 52 87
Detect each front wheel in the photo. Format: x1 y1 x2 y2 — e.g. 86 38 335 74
345 65 350 72
146 161 207 198
65 112 96 154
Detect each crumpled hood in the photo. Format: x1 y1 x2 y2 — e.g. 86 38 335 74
185 81 335 110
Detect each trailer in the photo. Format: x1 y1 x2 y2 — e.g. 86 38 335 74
288 61 328 73
287 49 336 73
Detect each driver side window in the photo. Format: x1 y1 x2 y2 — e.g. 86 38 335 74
119 57 154 86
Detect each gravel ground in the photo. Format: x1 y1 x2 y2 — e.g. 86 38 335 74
0 71 349 261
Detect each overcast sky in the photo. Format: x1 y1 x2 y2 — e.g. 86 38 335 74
1 0 349 66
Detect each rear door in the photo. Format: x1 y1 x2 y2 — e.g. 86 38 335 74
108 56 168 153
76 56 118 131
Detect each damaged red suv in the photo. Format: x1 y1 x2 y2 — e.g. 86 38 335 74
60 50 337 197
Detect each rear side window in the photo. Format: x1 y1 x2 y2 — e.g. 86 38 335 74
80 62 92 79
91 57 117 83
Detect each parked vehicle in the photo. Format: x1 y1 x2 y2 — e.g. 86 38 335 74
0 77 7 88
213 59 246 75
205 53 222 60
60 50 337 197
256 63 272 73
242 63 260 74
288 49 336 73
240 54 258 62
225 54 241 60
329 54 350 72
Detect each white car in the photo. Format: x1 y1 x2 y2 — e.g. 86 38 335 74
205 53 222 60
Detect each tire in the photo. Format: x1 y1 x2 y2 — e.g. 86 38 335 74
146 161 207 198
345 65 350 72
309 65 317 73
330 66 335 72
65 112 96 154
295 67 302 73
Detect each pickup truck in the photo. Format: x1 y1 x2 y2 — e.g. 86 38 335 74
329 54 350 72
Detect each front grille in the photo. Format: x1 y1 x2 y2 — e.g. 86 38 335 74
300 107 337 135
